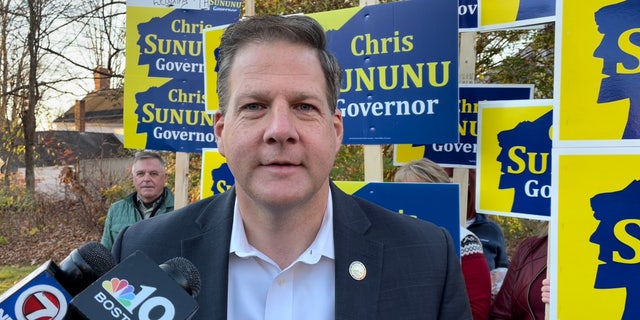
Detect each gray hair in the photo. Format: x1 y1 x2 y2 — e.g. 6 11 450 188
132 151 166 171
215 15 342 115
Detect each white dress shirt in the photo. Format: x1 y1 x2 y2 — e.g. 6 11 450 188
228 192 335 320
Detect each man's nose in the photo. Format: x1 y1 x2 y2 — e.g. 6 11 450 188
264 104 299 144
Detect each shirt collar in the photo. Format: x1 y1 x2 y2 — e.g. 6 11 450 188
229 189 335 265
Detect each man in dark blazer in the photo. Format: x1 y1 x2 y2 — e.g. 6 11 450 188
113 184 471 319
113 15 471 319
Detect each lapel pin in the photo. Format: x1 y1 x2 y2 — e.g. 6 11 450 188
349 261 366 281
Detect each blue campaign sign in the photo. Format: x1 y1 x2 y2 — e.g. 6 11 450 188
420 85 534 167
459 0 479 31
335 181 461 255
313 0 459 145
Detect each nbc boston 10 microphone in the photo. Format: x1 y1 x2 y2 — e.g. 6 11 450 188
70 251 201 320
0 241 117 320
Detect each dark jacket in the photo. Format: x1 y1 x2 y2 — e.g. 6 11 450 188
490 235 547 320
113 183 472 320
468 213 510 270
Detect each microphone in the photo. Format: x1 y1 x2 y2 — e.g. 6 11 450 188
158 257 201 298
0 241 116 320
70 251 201 320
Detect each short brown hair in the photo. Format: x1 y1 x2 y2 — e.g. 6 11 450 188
215 15 342 115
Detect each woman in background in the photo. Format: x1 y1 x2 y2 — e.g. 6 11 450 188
490 221 548 320
395 158 492 320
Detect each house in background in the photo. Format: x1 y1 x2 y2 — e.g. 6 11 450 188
46 66 127 166
52 66 124 142
0 67 130 196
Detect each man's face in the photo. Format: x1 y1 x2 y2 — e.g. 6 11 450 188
132 158 167 203
214 41 343 210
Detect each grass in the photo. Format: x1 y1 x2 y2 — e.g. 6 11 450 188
0 265 37 295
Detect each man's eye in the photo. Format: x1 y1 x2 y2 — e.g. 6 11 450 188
150 172 160 177
244 103 263 111
297 104 315 112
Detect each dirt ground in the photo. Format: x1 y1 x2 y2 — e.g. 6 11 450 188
0 166 114 266
0 219 103 266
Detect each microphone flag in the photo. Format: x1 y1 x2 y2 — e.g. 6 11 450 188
0 261 72 320
71 251 198 320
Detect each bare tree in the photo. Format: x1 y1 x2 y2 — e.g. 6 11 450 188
0 0 125 191
39 0 126 96
23 0 41 190
78 0 126 88
0 0 29 187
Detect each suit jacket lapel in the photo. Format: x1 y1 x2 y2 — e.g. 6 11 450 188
181 188 235 320
331 183 383 319
176 185 385 319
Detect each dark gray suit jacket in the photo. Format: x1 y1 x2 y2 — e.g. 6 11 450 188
112 183 471 319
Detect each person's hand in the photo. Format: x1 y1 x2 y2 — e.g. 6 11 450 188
541 278 550 304
490 268 508 298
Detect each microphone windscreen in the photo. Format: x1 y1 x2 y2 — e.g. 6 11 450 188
77 241 117 275
161 257 201 297
58 241 116 295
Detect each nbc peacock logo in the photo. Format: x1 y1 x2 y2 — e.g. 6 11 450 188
102 278 136 308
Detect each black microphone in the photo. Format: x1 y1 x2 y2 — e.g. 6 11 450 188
0 241 117 319
158 257 201 298
70 251 201 320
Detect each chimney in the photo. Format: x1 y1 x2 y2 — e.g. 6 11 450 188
94 66 111 91
75 99 86 132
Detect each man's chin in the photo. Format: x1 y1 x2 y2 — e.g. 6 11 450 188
138 190 160 201
248 182 318 207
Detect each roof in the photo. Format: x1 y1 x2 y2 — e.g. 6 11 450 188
1 131 127 170
54 88 123 124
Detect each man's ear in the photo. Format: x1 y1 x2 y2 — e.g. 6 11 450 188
333 109 344 153
214 111 225 156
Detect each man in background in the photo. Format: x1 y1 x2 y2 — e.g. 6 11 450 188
101 150 174 250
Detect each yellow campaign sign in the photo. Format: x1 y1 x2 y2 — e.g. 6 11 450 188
333 181 367 196
552 146 640 319
123 4 239 152
306 7 360 31
476 99 553 219
479 0 555 30
124 6 173 150
557 0 638 143
480 0 519 26
200 148 233 199
393 144 426 165
203 26 227 112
